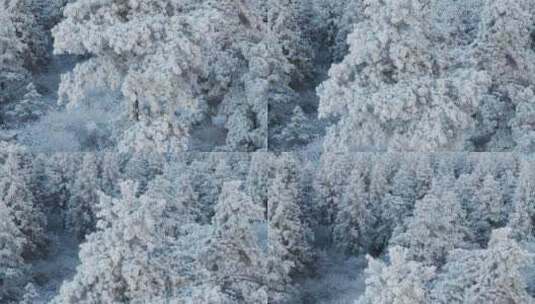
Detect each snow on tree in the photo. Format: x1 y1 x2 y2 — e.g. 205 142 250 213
144 169 201 224
98 152 121 196
19 282 39 304
391 189 469 266
317 0 492 151
0 153 46 258
123 153 164 196
263 0 315 143
509 159 535 240
374 157 419 247
464 228 534 304
454 156 507 243
182 157 224 223
368 154 397 206
314 153 363 225
226 32 283 151
473 174 505 233
390 157 418 205
2 0 48 68
32 153 78 210
432 228 534 304
201 181 267 304
0 0 49 113
66 153 100 240
275 105 315 147
356 246 436 304
54 180 210 303
465 0 535 150
414 155 434 199
246 152 274 219
268 154 313 302
53 0 268 152
305 0 361 62
0 199 27 302
333 167 374 254
3 82 45 125
267 0 312 83
475 0 535 89
117 119 190 153
0 2 29 104
491 153 519 206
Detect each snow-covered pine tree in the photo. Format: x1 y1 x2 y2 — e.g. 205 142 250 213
0 0 49 113
305 0 361 62
333 167 373 254
66 153 99 240
465 227 534 303
473 174 505 235
368 154 396 206
98 152 121 196
0 153 46 258
314 153 363 225
317 0 491 151
377 157 419 245
390 157 418 205
432 228 534 304
53 0 269 152
267 0 312 84
4 82 44 124
0 2 28 104
455 156 505 244
246 152 274 219
202 181 267 304
144 169 201 225
54 180 210 303
123 153 164 196
509 159 535 240
356 246 436 304
414 155 433 200
276 106 315 148
0 199 27 302
391 189 469 266
35 154 78 210
268 154 313 302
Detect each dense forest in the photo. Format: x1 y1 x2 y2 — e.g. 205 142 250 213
1 152 535 303
2 0 535 303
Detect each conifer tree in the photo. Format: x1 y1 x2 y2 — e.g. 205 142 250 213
202 181 267 304
0 200 27 302
391 190 469 266
268 154 313 302
66 153 100 240
357 246 436 304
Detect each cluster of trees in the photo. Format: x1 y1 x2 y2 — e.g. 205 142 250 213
315 153 535 303
51 0 337 152
0 151 314 303
0 0 370 152
5 0 535 152
0 0 52 125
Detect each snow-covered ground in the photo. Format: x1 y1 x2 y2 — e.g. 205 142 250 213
29 230 79 303
15 53 124 152
28 205 80 303
299 250 367 304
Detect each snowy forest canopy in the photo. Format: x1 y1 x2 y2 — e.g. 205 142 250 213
1 152 535 303
2 0 535 304
2 0 535 152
